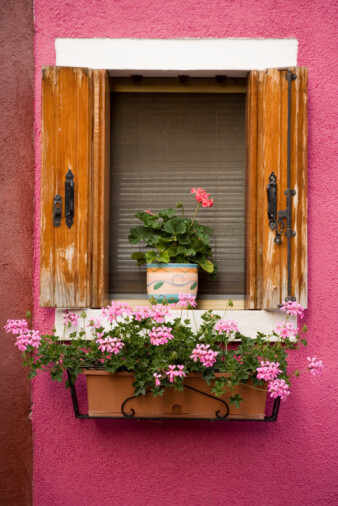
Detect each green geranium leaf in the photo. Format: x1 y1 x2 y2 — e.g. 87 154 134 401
197 259 214 273
131 252 146 266
128 226 148 245
158 208 176 219
229 394 243 409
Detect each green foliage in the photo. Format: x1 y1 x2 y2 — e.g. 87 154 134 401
13 303 307 409
128 208 216 275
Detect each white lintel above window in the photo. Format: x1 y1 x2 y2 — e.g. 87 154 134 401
55 37 298 77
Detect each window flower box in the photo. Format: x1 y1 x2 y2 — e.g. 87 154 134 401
83 370 268 420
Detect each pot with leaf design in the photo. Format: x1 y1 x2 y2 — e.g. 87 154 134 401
128 189 217 302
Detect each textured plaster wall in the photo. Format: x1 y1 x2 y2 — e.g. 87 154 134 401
33 1 337 505
0 1 34 504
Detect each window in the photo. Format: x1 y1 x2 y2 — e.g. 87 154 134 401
109 80 246 300
39 67 308 310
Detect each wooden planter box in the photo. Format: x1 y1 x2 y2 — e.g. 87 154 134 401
84 370 267 420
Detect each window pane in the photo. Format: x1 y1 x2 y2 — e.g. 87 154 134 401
109 92 246 296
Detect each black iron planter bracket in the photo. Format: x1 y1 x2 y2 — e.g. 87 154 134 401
267 70 297 303
66 370 280 422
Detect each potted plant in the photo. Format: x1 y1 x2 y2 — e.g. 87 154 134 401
5 299 323 420
128 188 216 302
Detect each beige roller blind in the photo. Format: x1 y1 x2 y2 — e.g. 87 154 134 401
109 92 246 297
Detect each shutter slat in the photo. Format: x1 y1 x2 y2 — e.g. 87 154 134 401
91 70 110 308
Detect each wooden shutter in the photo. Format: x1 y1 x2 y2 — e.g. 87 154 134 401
245 67 308 309
40 66 109 308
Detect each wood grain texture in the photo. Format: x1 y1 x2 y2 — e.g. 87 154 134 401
91 70 110 308
40 66 93 307
245 67 308 309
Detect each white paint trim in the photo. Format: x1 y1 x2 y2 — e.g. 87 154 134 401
55 309 294 341
55 38 298 75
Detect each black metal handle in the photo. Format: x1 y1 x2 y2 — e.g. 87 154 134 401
267 172 277 230
52 194 62 227
65 170 74 229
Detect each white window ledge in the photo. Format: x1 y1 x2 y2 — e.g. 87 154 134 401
55 309 295 341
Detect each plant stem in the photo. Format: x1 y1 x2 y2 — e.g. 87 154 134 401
191 203 200 225
181 205 185 218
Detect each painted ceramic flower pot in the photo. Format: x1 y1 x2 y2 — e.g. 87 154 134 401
84 371 268 420
146 263 198 303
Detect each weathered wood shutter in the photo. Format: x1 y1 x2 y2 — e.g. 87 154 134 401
245 67 308 309
40 67 109 308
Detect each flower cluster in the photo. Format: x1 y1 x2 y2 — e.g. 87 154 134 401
280 300 304 319
15 330 41 352
191 188 214 207
4 319 28 335
133 306 152 321
307 357 324 376
268 379 290 401
174 293 197 309
214 319 239 336
96 336 124 355
190 344 218 367
149 326 174 346
102 302 132 322
274 321 298 340
165 365 186 383
4 319 41 352
63 310 80 327
150 304 171 323
256 361 282 381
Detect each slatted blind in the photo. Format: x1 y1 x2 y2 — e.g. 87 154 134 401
109 92 246 296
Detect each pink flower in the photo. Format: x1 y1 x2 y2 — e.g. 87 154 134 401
165 365 186 383
133 306 152 321
149 326 174 346
214 319 239 336
63 310 80 327
307 357 324 376
144 210 154 215
256 360 282 381
268 378 290 401
173 293 197 309
96 336 124 354
15 330 41 351
191 188 214 208
280 300 304 319
190 344 218 368
87 317 103 329
101 302 132 322
274 321 298 340
4 319 29 335
150 304 171 323
153 373 161 386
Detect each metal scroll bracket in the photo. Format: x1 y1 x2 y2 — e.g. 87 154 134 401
267 70 297 303
65 169 74 229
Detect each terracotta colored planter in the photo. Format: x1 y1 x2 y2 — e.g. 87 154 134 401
84 370 267 420
146 263 198 303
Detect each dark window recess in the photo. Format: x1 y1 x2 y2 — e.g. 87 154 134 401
109 92 246 296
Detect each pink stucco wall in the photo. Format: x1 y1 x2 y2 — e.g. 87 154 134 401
33 1 337 504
